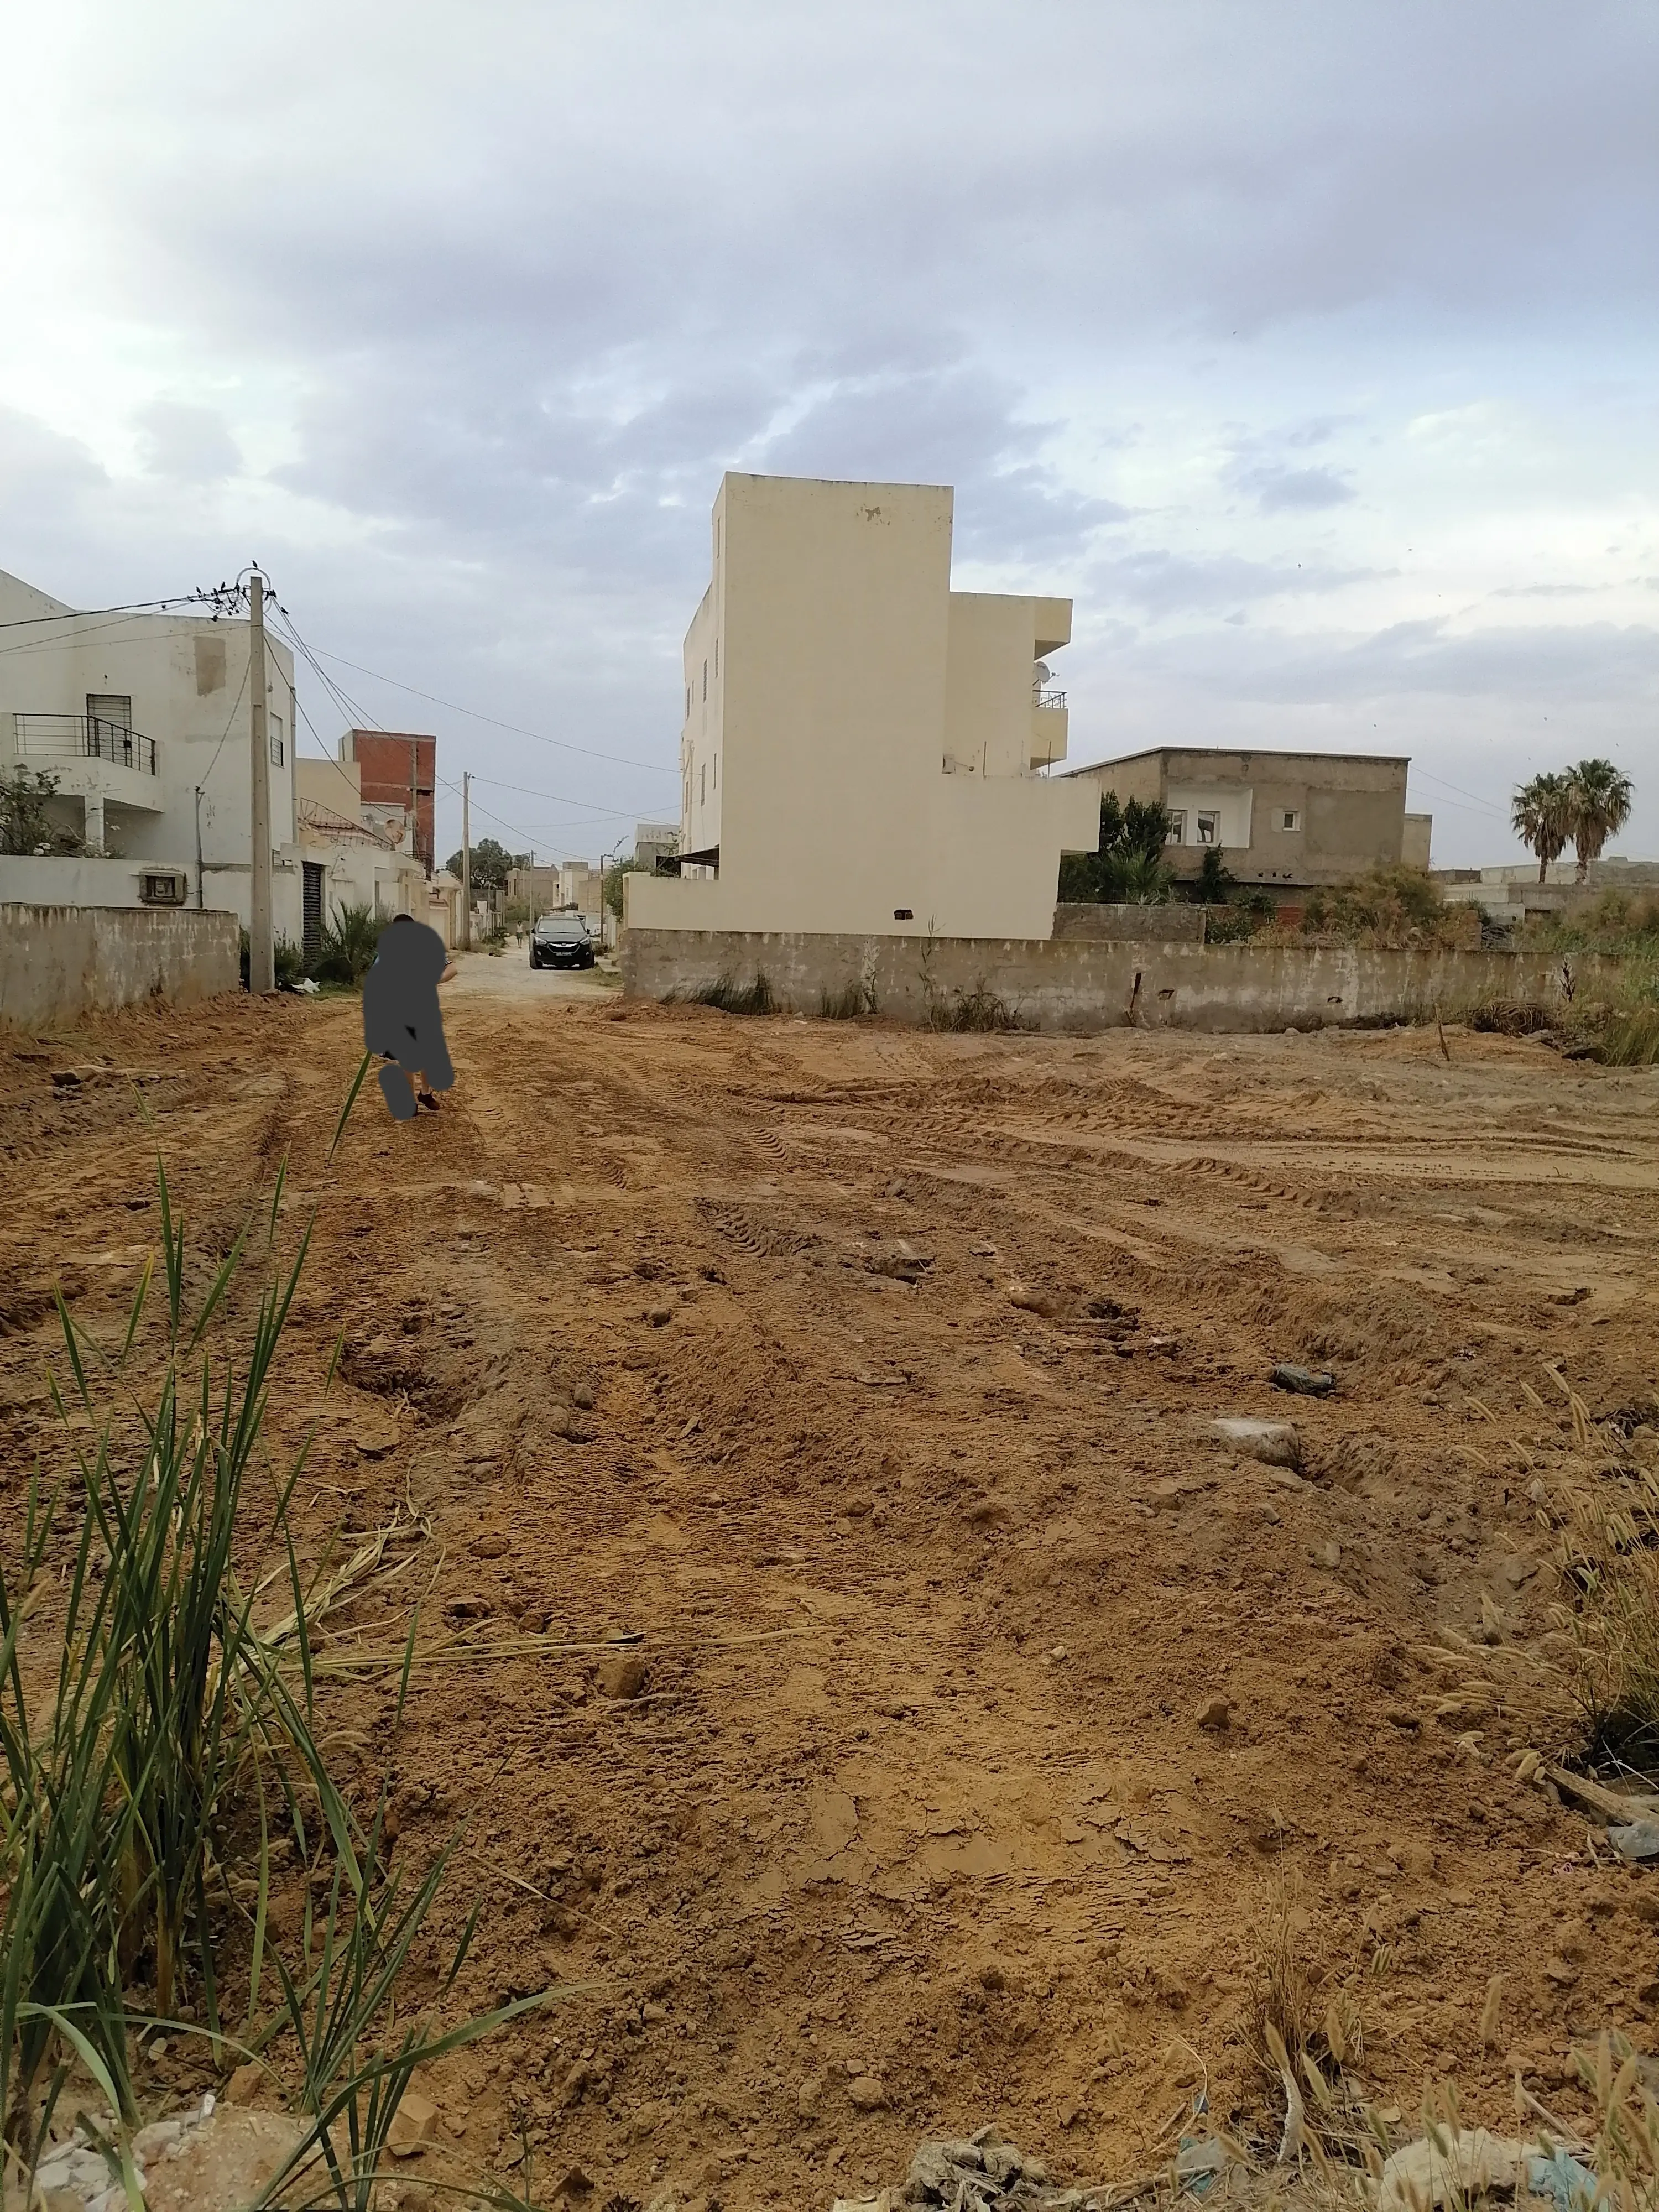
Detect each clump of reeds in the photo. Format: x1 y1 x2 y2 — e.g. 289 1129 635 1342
925 982 1025 1033
0 1156 567 2205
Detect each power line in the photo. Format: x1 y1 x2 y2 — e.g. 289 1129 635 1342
290 636 676 776
196 656 252 792
0 594 208 632
1408 768 1508 817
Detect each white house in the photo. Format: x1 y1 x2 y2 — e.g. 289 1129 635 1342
0 566 303 935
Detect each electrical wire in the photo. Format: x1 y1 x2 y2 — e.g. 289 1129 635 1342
285 634 675 776
196 656 252 792
0 594 208 631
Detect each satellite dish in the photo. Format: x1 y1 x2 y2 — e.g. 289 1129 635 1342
1034 661 1051 683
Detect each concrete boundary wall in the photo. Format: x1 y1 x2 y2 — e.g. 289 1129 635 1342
0 904 241 1032
622 926 1619 1034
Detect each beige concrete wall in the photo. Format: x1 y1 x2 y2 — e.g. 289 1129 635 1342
623 925 1618 1035
0 904 240 1031
1402 813 1433 868
631 473 1098 942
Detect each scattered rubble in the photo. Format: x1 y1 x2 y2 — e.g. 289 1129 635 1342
1209 1416 1301 1468
1270 1362 1335 1396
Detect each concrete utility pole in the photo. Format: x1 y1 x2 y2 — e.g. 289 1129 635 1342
461 771 472 951
247 571 274 993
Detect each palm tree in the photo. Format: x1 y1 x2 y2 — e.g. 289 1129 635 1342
1511 772 1573 883
1564 758 1634 881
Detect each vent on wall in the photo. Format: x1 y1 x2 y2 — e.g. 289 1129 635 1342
139 872 186 906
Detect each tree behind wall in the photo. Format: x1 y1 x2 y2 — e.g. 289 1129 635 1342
0 767 86 857
1511 771 1573 883
442 838 523 892
1565 758 1634 882
1057 795 1175 904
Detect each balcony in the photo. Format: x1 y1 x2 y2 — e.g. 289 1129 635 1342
6 712 166 820
1030 684 1069 770
13 713 160 774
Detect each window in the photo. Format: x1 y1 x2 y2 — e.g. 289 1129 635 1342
87 692 132 731
713 638 718 679
702 660 707 701
700 763 706 806
269 716 284 768
1196 811 1220 846
712 752 717 790
1165 811 1186 844
139 872 185 906
1277 807 1301 832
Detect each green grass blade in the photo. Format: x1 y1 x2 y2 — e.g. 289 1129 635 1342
327 1051 374 1165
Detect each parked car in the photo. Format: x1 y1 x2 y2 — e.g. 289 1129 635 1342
529 912 596 970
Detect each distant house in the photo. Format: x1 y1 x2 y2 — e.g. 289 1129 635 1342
293 757 428 956
338 729 436 872
1060 746 1432 899
625 473 1099 940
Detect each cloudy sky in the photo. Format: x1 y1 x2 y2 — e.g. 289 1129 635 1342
3 0 1656 867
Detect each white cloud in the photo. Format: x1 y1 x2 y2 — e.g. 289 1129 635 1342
0 0 1655 863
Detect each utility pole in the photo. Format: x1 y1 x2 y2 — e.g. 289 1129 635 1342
461 771 472 952
248 571 274 993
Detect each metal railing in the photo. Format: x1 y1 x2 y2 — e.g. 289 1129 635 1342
1032 684 1067 711
14 713 159 775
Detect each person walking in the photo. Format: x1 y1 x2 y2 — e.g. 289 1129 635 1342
362 912 458 1119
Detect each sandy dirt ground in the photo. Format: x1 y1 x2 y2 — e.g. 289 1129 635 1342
3 980 1658 2210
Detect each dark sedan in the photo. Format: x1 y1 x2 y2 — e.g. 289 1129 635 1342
529 912 597 969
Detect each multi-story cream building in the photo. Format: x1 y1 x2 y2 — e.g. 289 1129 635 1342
624 474 1099 941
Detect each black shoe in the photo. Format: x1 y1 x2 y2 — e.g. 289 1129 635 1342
416 1090 441 1113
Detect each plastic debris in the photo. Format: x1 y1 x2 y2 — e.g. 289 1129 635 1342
1175 2137 1227 2194
1608 1819 1659 1863
1376 2128 1528 2212
1527 2147 1599 2212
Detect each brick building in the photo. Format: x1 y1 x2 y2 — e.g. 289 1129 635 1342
340 729 436 873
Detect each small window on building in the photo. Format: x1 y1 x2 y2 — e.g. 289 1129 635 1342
1277 807 1301 832
700 763 706 806
1196 811 1220 846
713 638 718 679
702 660 707 701
894 908 914 921
712 751 718 790
269 716 284 768
1165 811 1186 844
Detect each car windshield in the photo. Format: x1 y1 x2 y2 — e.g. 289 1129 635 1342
534 915 588 939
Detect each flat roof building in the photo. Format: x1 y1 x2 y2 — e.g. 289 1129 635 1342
1060 745 1431 895
624 473 1099 941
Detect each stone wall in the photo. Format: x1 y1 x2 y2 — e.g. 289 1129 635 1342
0 904 241 1032
1050 901 1206 943
621 926 1618 1034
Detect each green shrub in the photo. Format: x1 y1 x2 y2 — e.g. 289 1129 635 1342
1298 865 1475 950
308 902 385 987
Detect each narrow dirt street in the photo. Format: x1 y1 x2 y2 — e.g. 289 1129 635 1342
3 982 1657 2209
